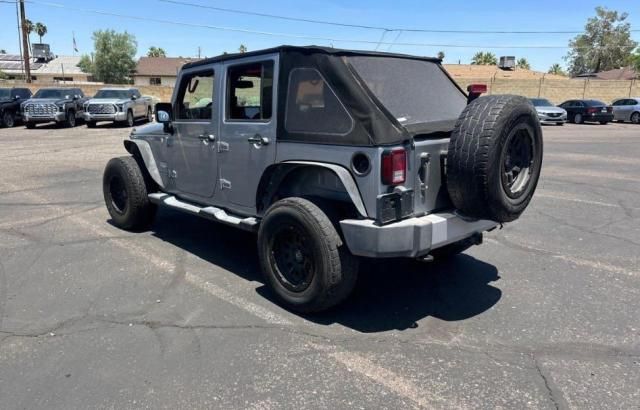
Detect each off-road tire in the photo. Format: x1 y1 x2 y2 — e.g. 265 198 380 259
446 95 543 222
64 110 76 128
25 122 35 129
103 156 156 231
2 111 15 128
573 113 583 124
258 197 358 313
86 121 96 128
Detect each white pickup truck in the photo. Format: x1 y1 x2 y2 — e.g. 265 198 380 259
84 87 153 128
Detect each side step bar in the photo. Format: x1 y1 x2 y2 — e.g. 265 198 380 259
148 193 259 232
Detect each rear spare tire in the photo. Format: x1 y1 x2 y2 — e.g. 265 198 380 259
446 95 543 222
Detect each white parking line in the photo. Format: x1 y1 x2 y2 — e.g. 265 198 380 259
535 191 640 210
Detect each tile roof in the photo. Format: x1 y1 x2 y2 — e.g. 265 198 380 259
134 57 201 77
593 67 637 80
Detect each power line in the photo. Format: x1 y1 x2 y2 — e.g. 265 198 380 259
158 0 640 35
16 0 640 50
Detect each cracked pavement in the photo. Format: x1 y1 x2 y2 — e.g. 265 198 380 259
0 122 639 409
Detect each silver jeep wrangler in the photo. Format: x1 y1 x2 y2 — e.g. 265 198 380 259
103 46 543 312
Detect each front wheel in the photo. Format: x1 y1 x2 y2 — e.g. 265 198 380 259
103 156 156 230
125 110 134 127
258 197 358 313
146 108 153 123
2 111 15 128
64 110 76 128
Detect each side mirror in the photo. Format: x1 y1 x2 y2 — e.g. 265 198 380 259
13 95 20 101
131 95 137 100
155 102 173 124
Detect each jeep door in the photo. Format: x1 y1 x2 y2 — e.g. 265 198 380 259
167 65 219 200
218 55 278 214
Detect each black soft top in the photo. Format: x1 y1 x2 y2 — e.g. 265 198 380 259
183 45 441 70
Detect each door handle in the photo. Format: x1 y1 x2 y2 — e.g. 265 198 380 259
198 134 216 142
247 134 269 145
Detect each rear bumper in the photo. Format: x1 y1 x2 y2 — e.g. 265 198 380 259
585 113 614 122
340 212 498 258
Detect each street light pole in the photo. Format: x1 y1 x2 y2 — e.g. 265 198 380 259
19 0 32 83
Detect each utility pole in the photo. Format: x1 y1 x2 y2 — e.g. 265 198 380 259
198 46 201 59
19 0 31 83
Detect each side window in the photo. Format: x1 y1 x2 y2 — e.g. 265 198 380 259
226 61 274 121
175 70 215 121
575 101 584 107
612 100 623 106
75 89 84 98
21 89 32 99
150 77 161 86
134 90 142 98
285 68 353 135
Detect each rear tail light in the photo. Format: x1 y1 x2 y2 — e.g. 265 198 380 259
587 107 598 114
381 148 406 185
467 83 487 104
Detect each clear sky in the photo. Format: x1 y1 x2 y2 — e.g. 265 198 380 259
1 0 638 72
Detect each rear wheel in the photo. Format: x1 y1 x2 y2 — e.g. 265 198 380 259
125 110 134 127
573 113 583 124
631 112 640 124
2 111 15 128
258 197 358 313
103 156 156 230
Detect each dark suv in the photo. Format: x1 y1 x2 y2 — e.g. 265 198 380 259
0 87 32 128
558 99 613 124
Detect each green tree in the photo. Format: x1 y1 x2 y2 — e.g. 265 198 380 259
0 49 6 54
78 30 137 84
565 7 637 75
630 49 640 72
34 22 47 43
516 58 531 70
471 51 497 65
147 46 166 57
548 63 566 76
0 70 8 79
437 51 445 60
238 44 247 53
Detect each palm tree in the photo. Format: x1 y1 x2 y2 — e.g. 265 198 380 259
34 22 47 44
238 44 247 53
437 51 445 61
147 46 167 57
471 51 497 65
548 63 566 76
24 19 34 53
516 58 531 70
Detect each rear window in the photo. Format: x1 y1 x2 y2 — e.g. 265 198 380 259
347 56 466 126
585 100 606 106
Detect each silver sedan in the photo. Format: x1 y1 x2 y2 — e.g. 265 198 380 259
611 98 640 124
530 98 567 125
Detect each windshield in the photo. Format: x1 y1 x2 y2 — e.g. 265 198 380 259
34 89 68 99
348 56 466 126
530 98 553 107
94 90 132 99
0 89 10 99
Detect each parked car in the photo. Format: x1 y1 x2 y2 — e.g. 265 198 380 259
84 88 153 128
22 87 88 128
558 99 613 124
0 87 32 128
102 46 543 312
611 97 640 124
529 98 566 125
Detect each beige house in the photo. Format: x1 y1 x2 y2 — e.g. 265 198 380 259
133 57 200 87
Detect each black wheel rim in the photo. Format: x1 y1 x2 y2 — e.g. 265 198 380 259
109 175 128 214
501 124 535 198
270 223 315 292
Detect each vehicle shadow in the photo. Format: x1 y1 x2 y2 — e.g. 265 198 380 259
146 209 502 333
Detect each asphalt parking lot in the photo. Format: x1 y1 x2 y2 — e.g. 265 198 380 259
0 121 638 409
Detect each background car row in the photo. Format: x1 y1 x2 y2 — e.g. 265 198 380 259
0 86 154 129
530 97 640 125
